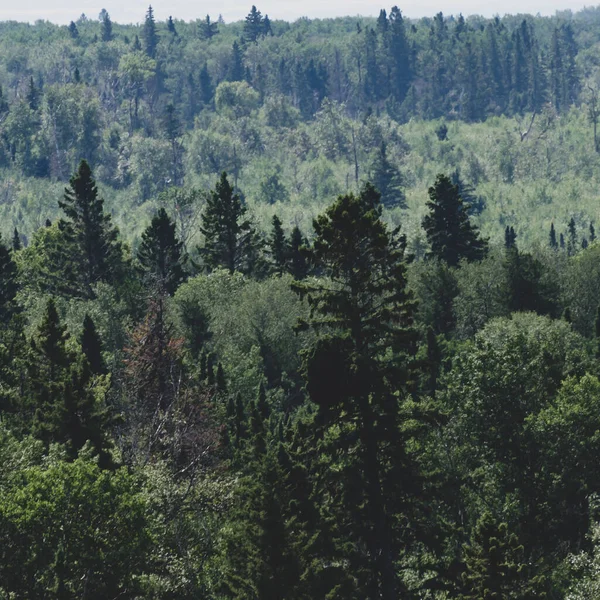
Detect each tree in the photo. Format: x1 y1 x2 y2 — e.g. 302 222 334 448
244 5 266 43
12 228 22 251
58 160 124 297
370 141 406 209
25 299 112 465
137 207 187 295
199 15 218 40
199 63 214 106
567 217 578 255
549 222 558 249
423 174 488 266
294 183 420 599
68 20 79 38
0 234 19 326
288 226 309 280
81 314 106 376
143 5 159 58
268 215 287 275
227 41 245 82
199 172 261 275
504 225 517 249
100 10 113 42
166 16 177 35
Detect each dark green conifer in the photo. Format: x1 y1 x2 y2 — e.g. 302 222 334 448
590 222 596 243
68 21 79 38
166 16 176 35
370 141 406 209
268 215 287 275
101 10 113 42
199 15 218 40
143 5 159 58
243 5 265 43
12 228 21 251
81 314 106 375
504 225 517 249
58 160 124 297
423 174 488 266
227 41 245 82
216 362 227 392
288 226 309 280
567 217 577 255
199 63 213 105
595 305 600 358
199 172 260 275
0 234 19 326
549 222 558 249
26 77 39 111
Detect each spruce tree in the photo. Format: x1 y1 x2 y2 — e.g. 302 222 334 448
504 225 517 249
58 160 124 297
166 16 177 35
143 5 159 58
100 10 113 42
227 41 245 82
199 172 260 275
567 217 577 255
81 314 106 375
68 21 79 38
199 63 214 105
590 222 596 243
288 226 309 280
27 299 112 466
423 174 488 266
199 15 218 40
12 228 21 251
137 208 186 295
294 183 421 599
370 141 406 209
595 305 600 358
243 5 265 43
268 215 287 275
549 222 558 249
0 234 19 326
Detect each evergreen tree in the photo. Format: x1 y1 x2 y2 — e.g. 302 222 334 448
268 215 287 275
199 63 214 106
137 208 186 295
423 174 488 266
58 160 124 297
227 41 245 82
450 169 486 215
567 217 577 255
560 232 565 249
199 172 260 275
370 141 406 209
294 183 421 599
549 222 558 249
101 10 113 42
68 21 79 38
590 222 596 243
199 15 218 40
288 225 309 280
26 77 39 111
143 5 159 58
243 5 265 43
81 314 106 375
595 305 600 358
0 234 19 326
12 228 22 251
504 225 517 249
26 299 112 466
166 16 176 35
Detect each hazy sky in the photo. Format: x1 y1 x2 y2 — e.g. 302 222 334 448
0 0 595 25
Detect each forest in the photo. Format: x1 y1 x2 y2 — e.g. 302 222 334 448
1 3 600 599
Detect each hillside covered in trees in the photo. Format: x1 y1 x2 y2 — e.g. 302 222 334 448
2 4 600 599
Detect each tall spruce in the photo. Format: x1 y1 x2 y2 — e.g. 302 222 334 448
81 314 106 376
294 183 421 599
267 215 287 275
199 172 260 275
549 222 558 249
0 234 19 326
58 160 124 297
288 226 309 280
370 141 406 209
199 15 218 40
100 10 113 42
137 208 186 295
423 173 488 266
143 5 159 58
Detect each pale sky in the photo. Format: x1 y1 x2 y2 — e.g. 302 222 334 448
0 0 596 24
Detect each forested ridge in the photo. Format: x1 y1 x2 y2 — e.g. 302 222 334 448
2 3 600 599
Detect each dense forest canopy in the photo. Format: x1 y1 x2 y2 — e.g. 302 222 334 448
2 4 600 600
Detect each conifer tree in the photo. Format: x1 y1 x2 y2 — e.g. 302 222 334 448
268 215 287 275
143 5 159 58
68 21 79 38
567 217 578 255
137 208 186 296
199 15 218 40
294 183 421 599
81 314 106 375
288 226 309 280
58 160 124 297
560 232 565 249
199 63 213 105
166 16 176 35
26 299 112 466
101 10 113 42
243 5 265 43
590 222 596 243
227 41 245 82
26 76 39 111
423 174 488 266
0 234 19 326
199 172 260 275
595 305 600 358
370 141 406 209
504 225 517 249
12 228 21 251
549 222 558 249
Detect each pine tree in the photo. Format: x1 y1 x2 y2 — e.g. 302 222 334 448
199 172 260 275
294 183 420 599
504 225 517 249
370 141 406 209
228 41 245 82
288 226 309 280
101 10 113 42
450 169 486 216
567 217 578 256
166 16 176 35
27 299 112 466
81 314 106 375
143 5 159 58
423 174 488 266
199 63 213 106
68 21 79 38
243 5 265 43
137 208 186 295
199 15 218 40
590 222 596 243
12 228 21 251
58 160 124 297
268 215 287 275
549 222 558 249
0 234 19 326
560 232 565 249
